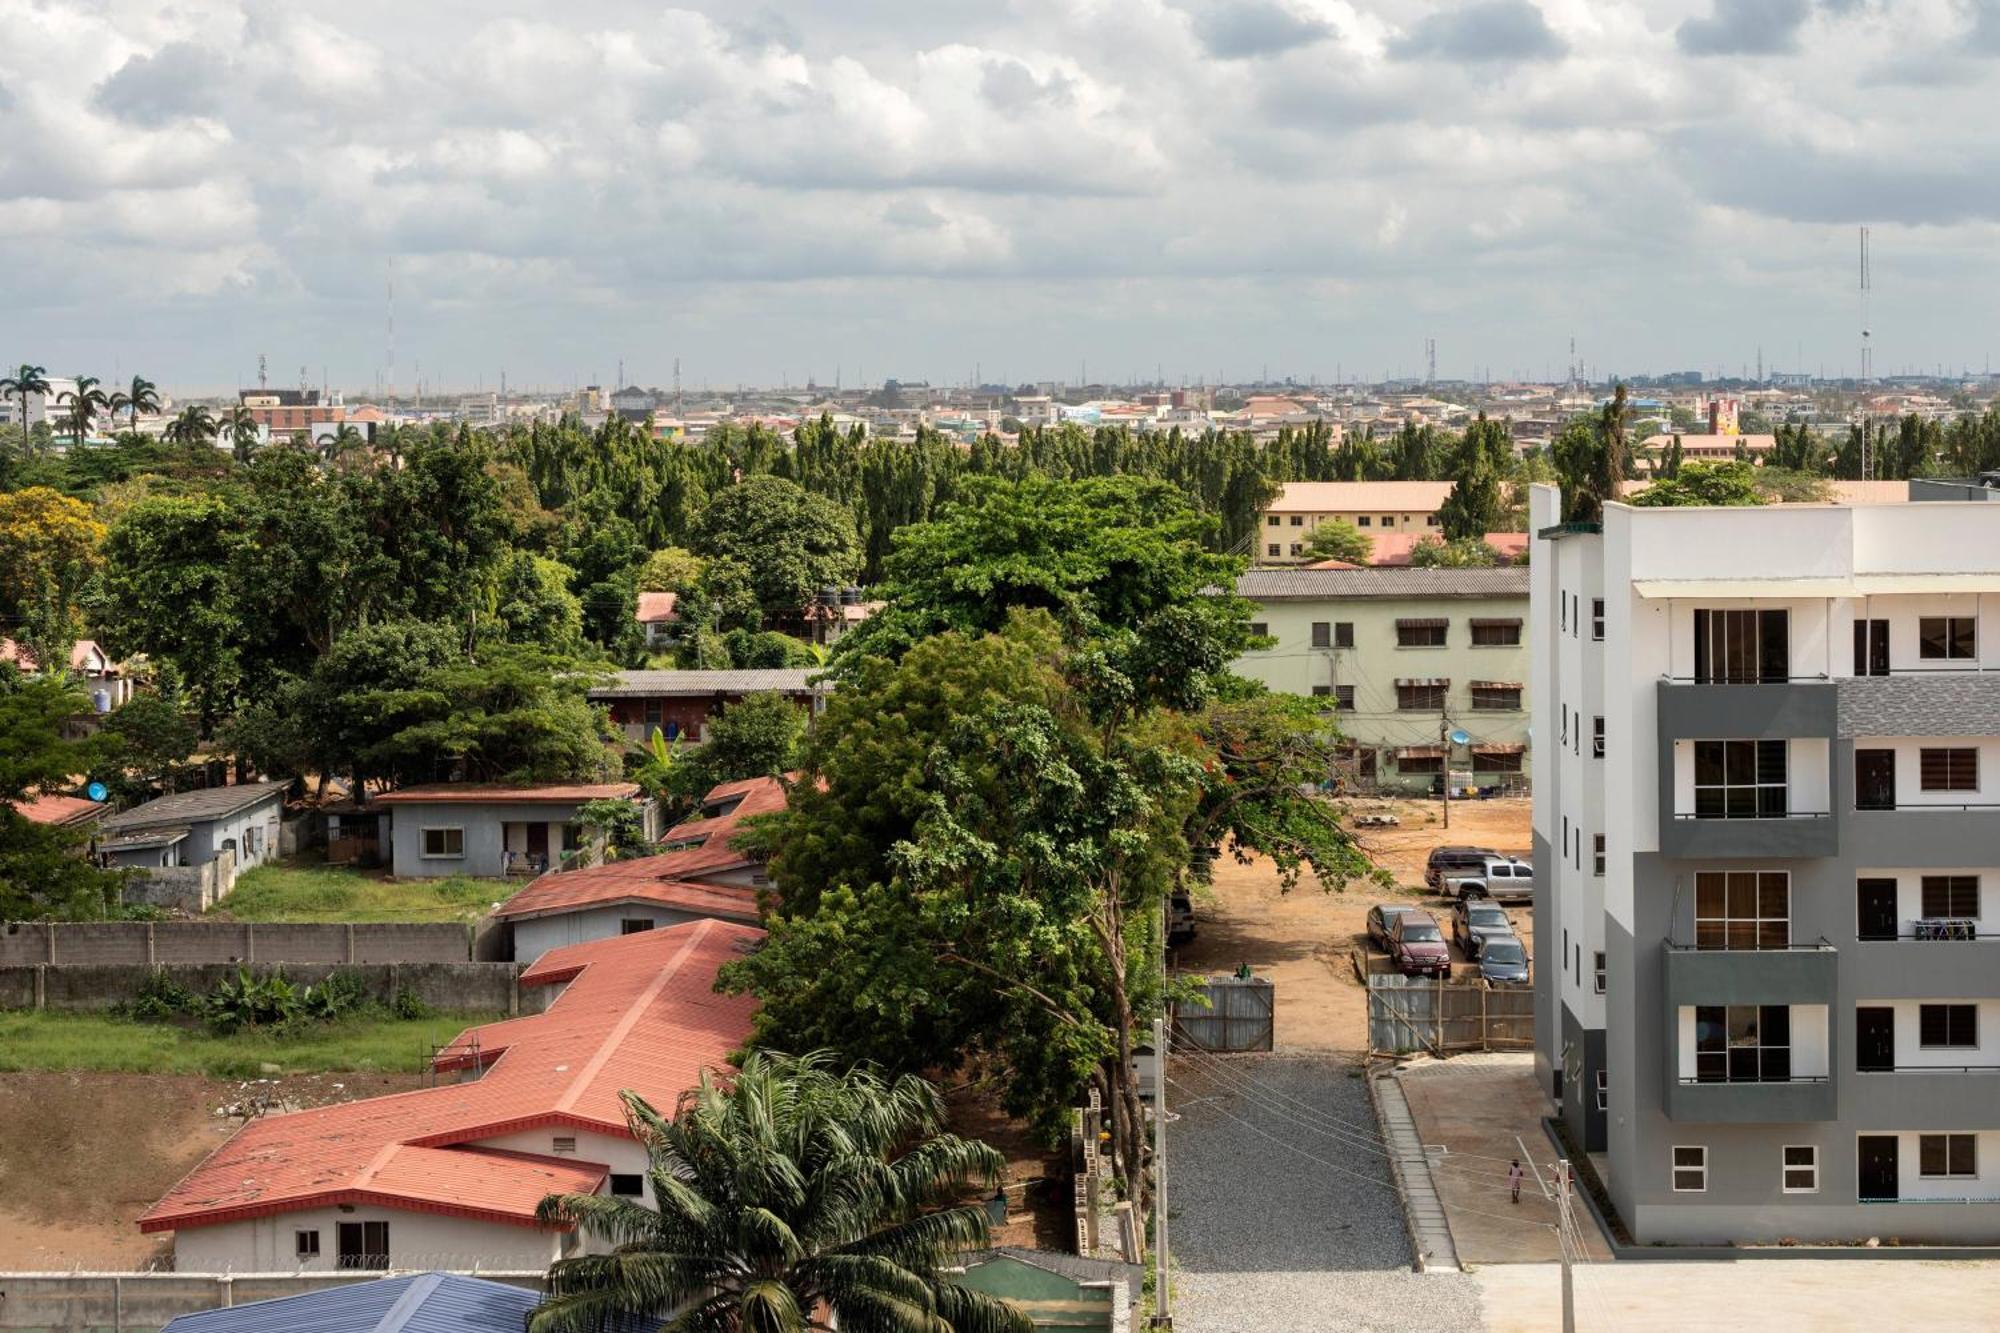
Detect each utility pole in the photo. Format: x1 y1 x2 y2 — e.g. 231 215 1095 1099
1556 1159 1577 1333
1439 712 1453 830
1149 1013 1173 1330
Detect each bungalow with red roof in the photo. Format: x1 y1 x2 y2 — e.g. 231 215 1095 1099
372 783 654 880
490 776 786 961
2 637 135 720
634 591 680 649
141 919 761 1272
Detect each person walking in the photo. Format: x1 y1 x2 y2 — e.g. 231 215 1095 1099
1509 1158 1525 1204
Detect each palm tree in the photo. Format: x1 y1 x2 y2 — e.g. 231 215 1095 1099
0 363 51 438
164 404 219 446
57 374 110 447
222 404 260 463
106 374 161 434
315 422 366 466
531 1051 1030 1333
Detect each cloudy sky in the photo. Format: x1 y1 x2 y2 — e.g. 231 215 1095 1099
1 0 1996 394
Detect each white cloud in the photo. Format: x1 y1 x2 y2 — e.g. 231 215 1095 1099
0 0 1992 389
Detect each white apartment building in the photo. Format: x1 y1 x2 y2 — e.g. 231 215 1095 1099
1533 481 2000 1245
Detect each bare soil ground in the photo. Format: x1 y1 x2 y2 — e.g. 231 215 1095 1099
0 1069 423 1270
1173 796 1532 1054
944 1082 1072 1250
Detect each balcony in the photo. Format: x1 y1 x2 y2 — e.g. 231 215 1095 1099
1658 678 1838 742
1665 1075 1835 1124
1655 680 1839 859
1662 943 1838 1123
1661 811 1836 859
1662 941 1837 1009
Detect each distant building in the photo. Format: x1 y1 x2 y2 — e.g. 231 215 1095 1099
634 591 680 649
98 781 288 874
1232 567 1531 791
587 670 828 746
371 783 653 879
1255 481 1454 565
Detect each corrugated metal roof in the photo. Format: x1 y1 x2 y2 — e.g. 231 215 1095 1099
1235 568 1529 600
101 781 289 832
160 1272 542 1333
586 668 825 698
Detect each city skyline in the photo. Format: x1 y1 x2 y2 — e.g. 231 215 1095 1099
4 0 1999 392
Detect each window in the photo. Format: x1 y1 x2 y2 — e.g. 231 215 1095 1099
1591 598 1605 641
1396 681 1448 710
1592 716 1605 758
1396 619 1447 647
1920 747 1978 792
1920 1134 1977 1178
1695 871 1790 949
296 1229 321 1259
336 1220 390 1271
1399 752 1443 775
1267 515 1280 527
1289 543 1302 556
1692 739 1788 818
1472 750 1523 773
610 1173 645 1197
1692 608 1789 684
1593 952 1606 994
420 827 464 858
1595 1068 1608 1112
1782 1146 1818 1194
1313 684 1355 709
1593 834 1606 877
1672 1146 1707 1192
1921 875 1980 920
1267 543 1280 557
1919 1003 1977 1048
1248 622 1268 638
620 918 655 935
1380 515 1395 527
552 1135 577 1154
1311 622 1331 648
1470 683 1522 710
1289 514 1304 526
1334 621 1354 648
1919 616 1976 660
1357 515 1371 527
562 822 583 852
1694 1004 1791 1082
1469 618 1522 646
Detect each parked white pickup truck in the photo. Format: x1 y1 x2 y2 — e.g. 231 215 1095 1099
1444 855 1535 904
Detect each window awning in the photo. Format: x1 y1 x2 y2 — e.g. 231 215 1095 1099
1396 677 1450 688
1469 617 1523 628
1470 680 1523 690
1396 617 1448 628
1632 574 2000 599
1473 743 1527 755
1397 745 1445 759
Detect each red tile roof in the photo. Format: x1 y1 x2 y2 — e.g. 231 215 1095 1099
139 919 761 1235
662 774 788 847
372 783 641 805
492 862 761 923
635 591 680 625
12 792 103 826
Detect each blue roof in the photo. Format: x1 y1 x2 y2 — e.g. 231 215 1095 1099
160 1273 542 1333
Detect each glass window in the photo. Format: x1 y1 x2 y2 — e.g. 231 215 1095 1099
1334 622 1355 648
1920 1134 1976 1178
1289 543 1302 556
1248 622 1268 638
1290 515 1304 526
1593 952 1606 994
1672 1146 1706 1192
1919 1003 1977 1048
1267 515 1280 526
1921 875 1980 920
1593 834 1606 877
1919 747 1978 792
1591 598 1605 641
1918 617 1976 660
1782 1146 1818 1194
1693 1004 1792 1082
1357 516 1371 528
1694 871 1790 949
1692 740 1788 819
1692 608 1789 683
1396 621 1448 647
1334 685 1355 710
1400 753 1444 775
1595 1068 1608 1111
1471 685 1522 710
1470 620 1522 646
1473 751 1523 773
609 1173 644 1197
421 827 464 858
1397 683 1448 710
1311 622 1331 648
296 1229 321 1258
1592 716 1605 757
620 918 656 935
1267 543 1280 557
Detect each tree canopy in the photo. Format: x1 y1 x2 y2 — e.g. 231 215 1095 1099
1299 519 1372 565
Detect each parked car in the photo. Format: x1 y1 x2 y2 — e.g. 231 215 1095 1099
1447 855 1535 904
1425 845 1496 892
1451 900 1515 960
1365 903 1424 951
1476 935 1531 984
1167 889 1196 945
1387 909 1452 977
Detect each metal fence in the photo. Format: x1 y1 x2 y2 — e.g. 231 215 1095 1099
1171 976 1275 1052
1366 974 1534 1057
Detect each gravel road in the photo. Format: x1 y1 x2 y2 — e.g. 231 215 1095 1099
1166 1052 1484 1332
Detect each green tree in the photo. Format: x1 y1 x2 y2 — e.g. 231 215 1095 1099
492 552 585 653
163 404 218 447
97 495 244 733
1298 520 1372 565
57 375 109 447
107 375 161 434
0 486 105 670
1435 450 1505 541
0 676 126 919
386 646 613 784
1628 461 1767 508
1407 535 1501 567
671 690 805 803
530 1052 1028 1333
96 691 200 802
636 546 704 593
693 474 861 619
0 365 50 443
222 405 260 463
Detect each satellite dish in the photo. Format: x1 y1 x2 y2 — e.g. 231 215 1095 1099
1449 729 1471 747
86 782 108 802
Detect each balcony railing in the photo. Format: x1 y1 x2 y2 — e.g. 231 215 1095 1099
1677 1074 1830 1085
1856 1065 2000 1075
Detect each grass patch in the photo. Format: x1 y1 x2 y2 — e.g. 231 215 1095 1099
218 861 505 923
0 1010 499 1079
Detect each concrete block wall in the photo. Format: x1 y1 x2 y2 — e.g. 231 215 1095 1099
0 922 477 967
0 962 523 1015
0 1271 545 1332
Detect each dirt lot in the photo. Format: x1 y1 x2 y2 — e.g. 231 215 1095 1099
943 1082 1071 1250
0 1070 424 1270
1173 796 1532 1055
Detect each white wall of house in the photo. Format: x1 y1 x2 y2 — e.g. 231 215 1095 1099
1879 1130 2000 1202
512 903 730 964
1855 868 1996 938
387 802 596 878
1847 737 2000 810
172 1205 565 1273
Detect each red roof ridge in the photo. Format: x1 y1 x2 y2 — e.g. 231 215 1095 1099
555 921 709 1115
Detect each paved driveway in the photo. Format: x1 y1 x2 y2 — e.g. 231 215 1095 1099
1167 1053 1483 1331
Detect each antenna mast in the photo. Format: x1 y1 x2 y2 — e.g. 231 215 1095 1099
1859 226 1872 385
387 259 396 410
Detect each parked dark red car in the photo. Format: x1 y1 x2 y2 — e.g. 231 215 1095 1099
1386 909 1451 977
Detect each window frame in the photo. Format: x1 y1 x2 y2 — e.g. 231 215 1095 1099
1671 1145 1707 1193
1593 833 1606 877
1592 716 1605 758
1595 1068 1608 1112
1918 616 1976 661
1593 951 1606 994
1334 621 1355 648
1918 1003 1978 1049
1694 870 1790 950
1469 619 1522 647
1396 621 1448 648
1591 598 1605 641
1781 1145 1819 1194
1248 621 1268 638
1266 543 1281 557
1693 1003 1793 1083
1472 750 1523 774
609 1173 645 1198
1311 621 1331 649
1921 875 1980 920
296 1228 321 1259
1692 739 1789 819
1919 1133 1977 1179
1470 684 1523 711
1395 682 1448 711
1919 747 1978 793
420 826 465 859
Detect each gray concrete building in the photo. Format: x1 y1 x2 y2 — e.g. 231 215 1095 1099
1532 483 2000 1245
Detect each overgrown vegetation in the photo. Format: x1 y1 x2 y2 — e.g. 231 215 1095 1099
116 964 431 1034
0 1008 490 1078
216 861 501 923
